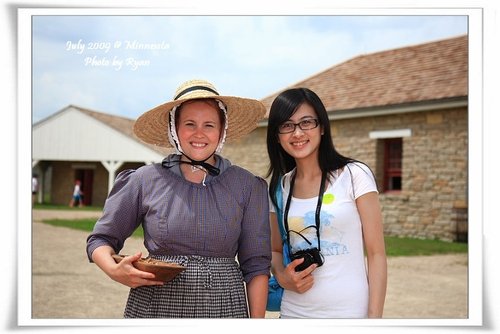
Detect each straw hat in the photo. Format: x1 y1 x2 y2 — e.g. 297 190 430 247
134 79 266 148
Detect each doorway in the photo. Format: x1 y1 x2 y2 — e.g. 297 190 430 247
74 169 94 206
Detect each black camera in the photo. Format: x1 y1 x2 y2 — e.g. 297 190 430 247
291 247 324 272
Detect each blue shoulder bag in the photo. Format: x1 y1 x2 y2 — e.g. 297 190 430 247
266 179 291 312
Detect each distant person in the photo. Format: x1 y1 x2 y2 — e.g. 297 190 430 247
32 174 39 206
86 79 271 318
266 87 387 318
69 179 84 207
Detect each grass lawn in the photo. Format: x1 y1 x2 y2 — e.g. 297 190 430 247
384 235 467 256
41 218 468 257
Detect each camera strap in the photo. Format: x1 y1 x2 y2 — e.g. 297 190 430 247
283 170 327 253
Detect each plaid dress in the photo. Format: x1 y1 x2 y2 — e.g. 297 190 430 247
87 155 271 318
124 255 248 318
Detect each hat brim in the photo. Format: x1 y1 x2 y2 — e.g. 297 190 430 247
134 95 266 147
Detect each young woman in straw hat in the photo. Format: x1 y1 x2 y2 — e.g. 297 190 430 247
266 87 387 318
86 79 271 318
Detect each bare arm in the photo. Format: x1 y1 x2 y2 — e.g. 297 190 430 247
357 191 387 318
91 245 163 288
246 274 268 318
270 213 317 294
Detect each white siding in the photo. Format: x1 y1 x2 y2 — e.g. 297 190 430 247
32 106 163 162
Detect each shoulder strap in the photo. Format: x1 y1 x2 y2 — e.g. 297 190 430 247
275 176 286 242
275 175 291 264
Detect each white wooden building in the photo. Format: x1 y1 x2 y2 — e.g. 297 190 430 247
32 105 171 206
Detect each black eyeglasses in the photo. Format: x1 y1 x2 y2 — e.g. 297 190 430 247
278 119 319 134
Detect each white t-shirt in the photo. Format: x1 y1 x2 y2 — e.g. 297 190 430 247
270 162 378 318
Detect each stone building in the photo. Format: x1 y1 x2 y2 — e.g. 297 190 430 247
230 34 469 242
32 35 468 241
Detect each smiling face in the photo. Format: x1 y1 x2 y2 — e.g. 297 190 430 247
176 99 223 163
278 102 323 162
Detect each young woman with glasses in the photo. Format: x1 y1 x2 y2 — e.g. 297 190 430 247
266 87 387 318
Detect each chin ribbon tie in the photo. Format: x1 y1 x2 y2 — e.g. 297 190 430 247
162 155 220 176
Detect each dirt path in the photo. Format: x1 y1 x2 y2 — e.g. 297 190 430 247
30 209 468 319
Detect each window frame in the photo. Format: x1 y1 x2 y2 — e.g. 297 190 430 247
383 138 402 193
369 129 411 194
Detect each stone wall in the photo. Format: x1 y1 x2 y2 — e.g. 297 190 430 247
223 126 270 178
50 161 109 206
50 161 75 205
378 107 467 241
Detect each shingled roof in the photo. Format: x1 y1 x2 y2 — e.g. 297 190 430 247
260 35 468 115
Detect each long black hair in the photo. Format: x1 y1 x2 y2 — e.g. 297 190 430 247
266 87 357 209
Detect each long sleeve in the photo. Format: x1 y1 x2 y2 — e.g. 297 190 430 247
237 175 272 283
86 169 143 261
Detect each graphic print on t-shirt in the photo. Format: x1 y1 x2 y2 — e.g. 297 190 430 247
288 191 349 257
321 191 350 257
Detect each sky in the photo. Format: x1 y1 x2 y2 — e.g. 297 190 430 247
29 12 469 123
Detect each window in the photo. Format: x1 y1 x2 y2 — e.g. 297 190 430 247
383 138 402 192
370 129 409 194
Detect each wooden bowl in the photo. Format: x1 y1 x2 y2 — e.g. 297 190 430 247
112 254 186 282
